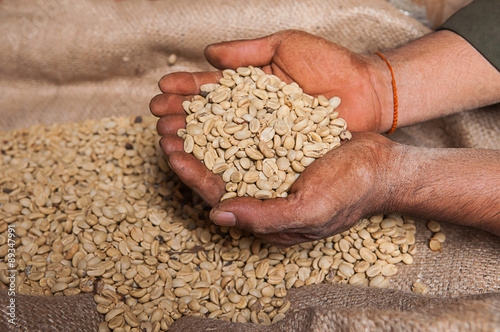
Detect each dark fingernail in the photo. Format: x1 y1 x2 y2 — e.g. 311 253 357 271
212 211 236 227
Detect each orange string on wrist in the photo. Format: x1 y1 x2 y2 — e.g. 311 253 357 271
375 52 398 134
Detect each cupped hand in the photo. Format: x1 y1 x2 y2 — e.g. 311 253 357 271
150 29 387 137
164 133 398 247
150 30 388 196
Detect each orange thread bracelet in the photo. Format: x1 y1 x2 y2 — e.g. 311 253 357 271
375 52 398 134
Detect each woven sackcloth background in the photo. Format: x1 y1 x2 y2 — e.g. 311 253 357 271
0 0 499 331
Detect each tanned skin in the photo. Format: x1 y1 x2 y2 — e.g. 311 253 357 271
150 30 500 246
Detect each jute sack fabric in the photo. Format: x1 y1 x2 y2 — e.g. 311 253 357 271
0 0 499 331
0 291 102 332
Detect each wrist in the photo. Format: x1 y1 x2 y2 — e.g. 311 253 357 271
364 53 397 134
350 133 405 215
380 141 414 214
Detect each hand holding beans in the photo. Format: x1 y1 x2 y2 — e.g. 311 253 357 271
151 29 389 134
151 29 500 244
208 132 398 246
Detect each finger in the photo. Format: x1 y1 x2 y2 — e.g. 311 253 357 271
150 93 192 117
209 193 307 234
159 135 184 156
166 151 226 206
157 115 186 136
158 71 223 95
204 32 283 70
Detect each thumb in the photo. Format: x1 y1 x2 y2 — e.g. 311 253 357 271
209 194 302 235
204 32 282 70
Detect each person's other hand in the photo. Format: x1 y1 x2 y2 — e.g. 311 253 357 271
208 133 397 246
164 132 397 247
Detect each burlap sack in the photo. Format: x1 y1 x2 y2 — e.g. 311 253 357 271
0 0 498 331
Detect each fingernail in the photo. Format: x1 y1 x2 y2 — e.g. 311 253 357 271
213 211 236 227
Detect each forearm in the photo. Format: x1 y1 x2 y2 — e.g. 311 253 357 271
388 144 500 235
369 30 500 133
